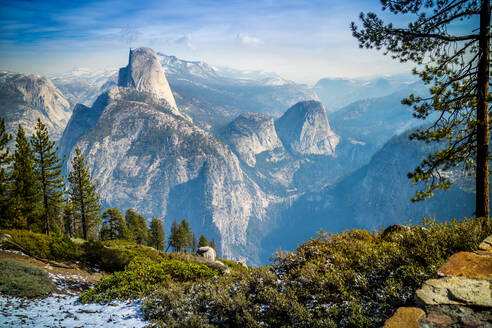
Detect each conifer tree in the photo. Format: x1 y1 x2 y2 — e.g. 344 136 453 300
125 208 148 244
31 119 64 234
168 219 180 252
67 147 101 240
198 234 209 248
62 202 75 238
351 0 491 221
0 117 12 225
148 217 165 250
209 238 218 253
179 219 193 252
191 232 197 252
101 208 130 241
9 125 40 230
168 218 193 252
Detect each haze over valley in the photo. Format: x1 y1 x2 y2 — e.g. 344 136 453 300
0 46 474 265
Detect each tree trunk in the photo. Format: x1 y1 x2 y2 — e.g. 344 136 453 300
476 0 490 221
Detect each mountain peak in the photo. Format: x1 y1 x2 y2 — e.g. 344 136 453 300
118 47 177 108
275 100 339 156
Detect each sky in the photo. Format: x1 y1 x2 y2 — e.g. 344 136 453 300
0 0 420 84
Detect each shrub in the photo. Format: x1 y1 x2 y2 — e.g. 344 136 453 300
0 259 56 298
0 229 82 261
80 258 220 303
143 217 491 328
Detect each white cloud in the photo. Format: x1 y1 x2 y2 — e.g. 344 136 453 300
236 33 261 47
174 34 195 50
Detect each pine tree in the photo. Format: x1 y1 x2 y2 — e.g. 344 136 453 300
0 117 12 225
9 125 40 230
168 218 193 252
179 219 193 252
67 147 101 240
31 119 64 234
198 234 209 248
101 208 130 241
168 219 180 252
148 217 165 250
125 208 148 244
351 0 491 221
62 202 75 238
209 239 218 253
191 232 197 252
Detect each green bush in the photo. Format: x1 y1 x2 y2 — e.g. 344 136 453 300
143 217 491 328
0 229 82 261
80 257 220 303
0 259 56 298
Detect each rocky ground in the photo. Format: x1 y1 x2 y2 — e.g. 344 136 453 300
384 235 492 328
0 250 148 328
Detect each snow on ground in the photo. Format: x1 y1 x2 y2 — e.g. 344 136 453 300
0 295 147 328
0 257 148 328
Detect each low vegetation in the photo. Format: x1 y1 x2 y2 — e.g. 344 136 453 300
1 215 489 327
0 229 83 261
142 217 491 328
0 259 56 298
79 258 220 303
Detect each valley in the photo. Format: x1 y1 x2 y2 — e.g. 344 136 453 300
0 46 475 265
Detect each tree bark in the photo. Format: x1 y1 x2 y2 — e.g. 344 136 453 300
475 0 490 220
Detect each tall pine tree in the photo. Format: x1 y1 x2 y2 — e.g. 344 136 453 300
0 117 12 226
125 208 148 244
168 219 193 252
148 217 165 250
351 0 491 221
9 125 40 230
101 208 130 241
67 147 101 240
31 119 64 234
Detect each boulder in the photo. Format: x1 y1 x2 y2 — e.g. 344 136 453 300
196 246 216 262
420 311 455 328
479 235 492 251
416 277 492 307
437 251 492 280
383 307 425 328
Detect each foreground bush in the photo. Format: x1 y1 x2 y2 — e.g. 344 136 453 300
80 258 221 303
143 217 491 328
0 229 82 261
0 259 56 298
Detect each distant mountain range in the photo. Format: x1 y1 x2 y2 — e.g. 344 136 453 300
0 48 471 265
314 74 416 112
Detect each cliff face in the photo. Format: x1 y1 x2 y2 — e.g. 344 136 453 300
275 100 339 156
0 72 72 140
219 113 283 167
118 47 177 109
61 48 273 264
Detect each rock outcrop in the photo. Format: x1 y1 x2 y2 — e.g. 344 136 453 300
275 100 339 156
0 72 72 140
118 47 177 109
219 112 283 166
196 246 216 262
61 48 271 264
384 234 492 328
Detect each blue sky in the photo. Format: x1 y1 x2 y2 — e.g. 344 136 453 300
0 0 418 84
